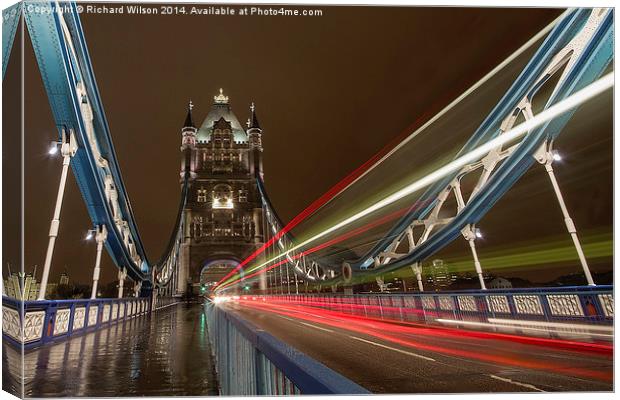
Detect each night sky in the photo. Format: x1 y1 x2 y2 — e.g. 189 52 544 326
3 4 611 288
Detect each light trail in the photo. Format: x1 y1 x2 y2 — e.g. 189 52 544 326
218 207 411 290
235 296 613 354
216 73 614 290
230 298 612 381
213 13 566 290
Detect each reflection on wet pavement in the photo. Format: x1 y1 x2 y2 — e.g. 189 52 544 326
2 302 219 397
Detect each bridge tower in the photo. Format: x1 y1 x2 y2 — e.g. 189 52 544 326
177 89 266 294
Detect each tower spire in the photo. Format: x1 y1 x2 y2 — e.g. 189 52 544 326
184 99 195 128
248 102 261 130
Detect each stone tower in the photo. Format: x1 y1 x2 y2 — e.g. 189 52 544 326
176 89 265 293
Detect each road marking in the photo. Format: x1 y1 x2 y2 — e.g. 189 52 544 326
488 375 545 392
349 335 436 362
277 314 335 333
298 321 335 333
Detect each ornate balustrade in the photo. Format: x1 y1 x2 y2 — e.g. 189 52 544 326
243 285 613 342
2 296 151 349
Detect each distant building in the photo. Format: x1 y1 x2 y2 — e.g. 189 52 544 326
59 272 69 286
488 277 513 289
3 271 62 300
427 259 457 290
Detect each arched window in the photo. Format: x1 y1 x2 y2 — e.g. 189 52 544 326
212 184 234 209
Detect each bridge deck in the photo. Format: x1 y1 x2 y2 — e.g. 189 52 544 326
2 303 219 397
225 302 612 393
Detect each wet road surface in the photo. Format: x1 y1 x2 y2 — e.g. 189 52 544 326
225 300 613 394
2 302 219 397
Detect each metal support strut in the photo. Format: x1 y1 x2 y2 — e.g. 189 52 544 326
411 263 424 291
462 225 486 290
118 267 127 298
535 142 595 285
38 130 77 300
90 225 108 299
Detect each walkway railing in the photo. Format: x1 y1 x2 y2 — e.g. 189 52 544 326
205 301 370 395
242 285 613 341
2 296 151 349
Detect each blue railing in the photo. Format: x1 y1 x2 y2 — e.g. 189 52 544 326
245 286 613 341
2 296 152 349
205 301 370 395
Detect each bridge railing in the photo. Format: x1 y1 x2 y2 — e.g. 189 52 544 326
242 285 613 342
205 301 370 395
2 296 151 349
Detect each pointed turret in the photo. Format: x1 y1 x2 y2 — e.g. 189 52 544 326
180 100 197 181
248 102 261 130
184 100 196 128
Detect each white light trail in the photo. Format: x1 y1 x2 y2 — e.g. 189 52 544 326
308 11 568 213
223 73 613 286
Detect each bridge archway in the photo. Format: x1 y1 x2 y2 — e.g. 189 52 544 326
199 259 242 291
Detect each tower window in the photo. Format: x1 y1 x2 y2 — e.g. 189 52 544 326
239 189 247 202
212 184 234 209
197 188 208 203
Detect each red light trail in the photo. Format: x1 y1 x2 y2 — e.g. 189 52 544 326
217 206 410 290
229 298 612 382
214 82 463 290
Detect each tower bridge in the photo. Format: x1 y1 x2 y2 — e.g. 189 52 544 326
1 2 614 397
177 91 267 292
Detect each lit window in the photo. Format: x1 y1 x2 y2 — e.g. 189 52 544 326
197 188 207 203
212 184 234 209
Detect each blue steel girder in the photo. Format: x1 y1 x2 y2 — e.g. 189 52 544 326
22 1 150 282
344 8 614 281
2 2 21 78
254 8 613 286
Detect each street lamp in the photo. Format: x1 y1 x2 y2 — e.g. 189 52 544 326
551 150 562 161
48 141 60 155
474 228 483 239
85 229 96 241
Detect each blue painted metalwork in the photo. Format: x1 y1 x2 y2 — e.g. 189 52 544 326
2 2 21 78
205 301 371 395
2 295 152 350
19 2 149 281
346 9 613 277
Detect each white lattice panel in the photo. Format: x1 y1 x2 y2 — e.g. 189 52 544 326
73 307 86 330
421 296 436 309
119 303 125 318
88 306 98 326
514 295 544 315
102 304 110 322
53 309 71 335
457 296 477 312
23 311 45 342
438 296 454 310
547 294 584 316
2 306 21 341
598 294 613 317
112 304 118 320
487 296 510 314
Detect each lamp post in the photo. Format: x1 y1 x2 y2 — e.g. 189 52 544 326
462 224 486 290
535 142 595 285
88 225 108 299
37 129 78 300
